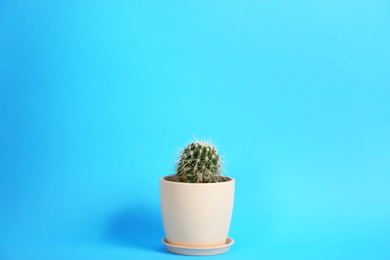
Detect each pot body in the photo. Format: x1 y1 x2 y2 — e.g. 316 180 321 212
160 175 235 247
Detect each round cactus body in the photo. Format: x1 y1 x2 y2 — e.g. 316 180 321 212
176 141 224 183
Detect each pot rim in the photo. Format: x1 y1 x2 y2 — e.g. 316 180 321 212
160 175 235 186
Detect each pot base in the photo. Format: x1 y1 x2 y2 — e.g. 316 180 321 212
161 237 234 256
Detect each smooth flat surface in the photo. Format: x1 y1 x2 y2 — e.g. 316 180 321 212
161 237 234 256
1 0 390 259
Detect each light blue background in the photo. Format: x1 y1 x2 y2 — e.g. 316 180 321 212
1 0 389 259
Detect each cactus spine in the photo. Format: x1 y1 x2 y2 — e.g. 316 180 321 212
176 140 224 183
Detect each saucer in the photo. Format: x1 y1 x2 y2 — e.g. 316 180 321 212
161 237 234 256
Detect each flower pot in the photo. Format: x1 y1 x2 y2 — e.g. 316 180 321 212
160 175 235 247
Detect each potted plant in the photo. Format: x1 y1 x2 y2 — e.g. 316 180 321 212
160 139 235 255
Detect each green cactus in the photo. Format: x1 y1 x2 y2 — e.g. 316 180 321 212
176 140 225 183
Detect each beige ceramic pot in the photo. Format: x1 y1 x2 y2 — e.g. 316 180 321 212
160 175 235 247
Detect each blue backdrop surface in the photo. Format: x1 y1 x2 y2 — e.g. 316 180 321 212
1 0 389 259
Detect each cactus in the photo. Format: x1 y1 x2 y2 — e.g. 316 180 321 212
176 140 225 183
